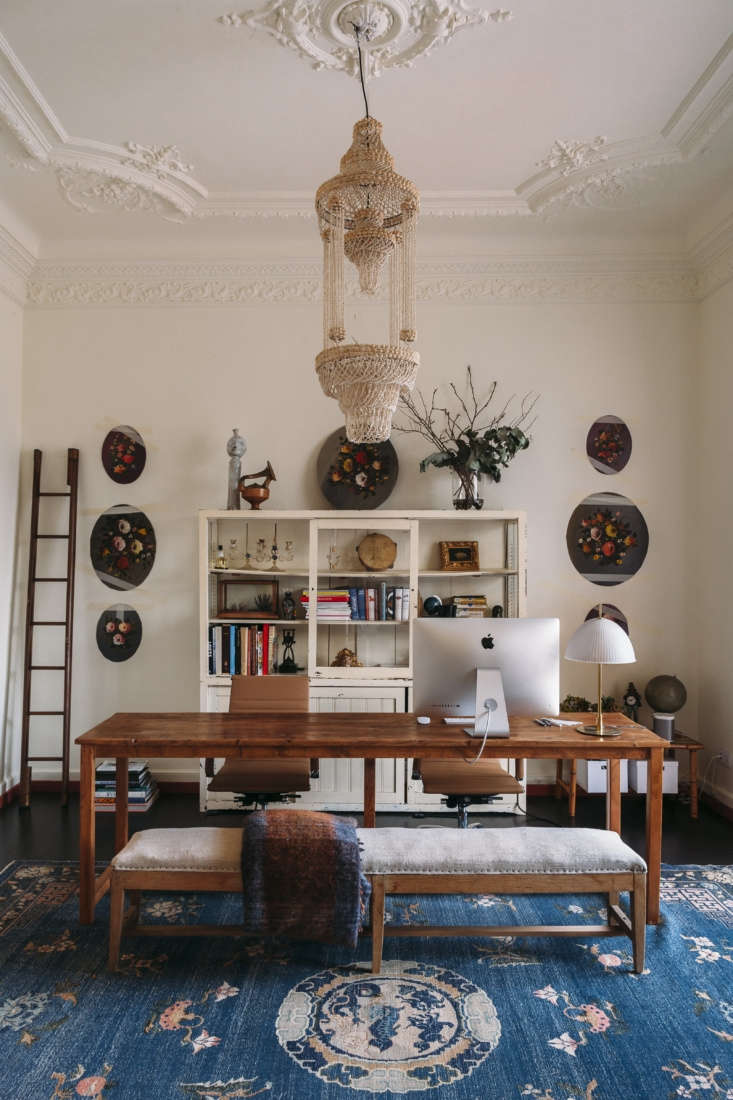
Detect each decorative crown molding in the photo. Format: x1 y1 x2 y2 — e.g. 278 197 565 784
26 254 700 308
0 222 35 305
0 26 730 230
217 0 511 79
662 35 733 157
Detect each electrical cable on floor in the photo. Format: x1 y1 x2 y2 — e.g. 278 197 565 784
511 795 566 827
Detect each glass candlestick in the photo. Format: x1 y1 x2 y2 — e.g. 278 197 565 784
242 522 252 570
254 538 268 565
282 539 295 564
270 522 283 571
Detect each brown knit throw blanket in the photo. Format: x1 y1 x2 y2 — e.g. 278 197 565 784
241 810 370 948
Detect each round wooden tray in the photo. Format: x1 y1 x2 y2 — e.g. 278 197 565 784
356 532 398 571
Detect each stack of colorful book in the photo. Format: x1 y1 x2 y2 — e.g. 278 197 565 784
208 623 278 675
94 759 159 813
300 590 352 621
449 595 488 617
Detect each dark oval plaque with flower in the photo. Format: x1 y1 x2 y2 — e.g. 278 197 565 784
566 491 648 586
90 504 156 590
586 414 631 475
317 427 398 510
101 425 146 484
96 605 142 662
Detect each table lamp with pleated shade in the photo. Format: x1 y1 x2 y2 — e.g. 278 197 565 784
565 609 636 736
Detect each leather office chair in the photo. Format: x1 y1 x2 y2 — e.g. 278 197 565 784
206 676 317 810
413 757 524 828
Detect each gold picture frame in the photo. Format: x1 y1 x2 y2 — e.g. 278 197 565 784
439 540 480 571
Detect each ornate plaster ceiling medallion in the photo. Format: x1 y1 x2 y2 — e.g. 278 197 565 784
122 143 194 179
56 166 188 221
217 0 512 78
536 137 608 176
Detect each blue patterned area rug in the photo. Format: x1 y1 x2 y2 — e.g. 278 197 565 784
1 861 732 1100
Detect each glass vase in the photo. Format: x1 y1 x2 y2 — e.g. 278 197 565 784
451 469 484 510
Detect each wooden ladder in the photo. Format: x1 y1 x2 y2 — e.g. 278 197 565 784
20 448 79 807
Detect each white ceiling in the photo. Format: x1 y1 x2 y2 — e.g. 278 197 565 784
0 0 731 253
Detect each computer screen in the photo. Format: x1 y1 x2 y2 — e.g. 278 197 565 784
412 617 560 717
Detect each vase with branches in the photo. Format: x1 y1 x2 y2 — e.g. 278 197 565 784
393 367 538 509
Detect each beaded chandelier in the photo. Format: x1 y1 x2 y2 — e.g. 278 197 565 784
315 32 420 442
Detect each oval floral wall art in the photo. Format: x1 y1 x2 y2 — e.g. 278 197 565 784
317 426 398 509
96 605 142 662
101 425 147 483
90 504 156 590
586 414 632 474
566 491 649 586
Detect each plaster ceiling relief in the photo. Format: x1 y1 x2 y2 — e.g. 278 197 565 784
217 0 512 79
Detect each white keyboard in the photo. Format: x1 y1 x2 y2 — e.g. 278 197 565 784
443 716 474 726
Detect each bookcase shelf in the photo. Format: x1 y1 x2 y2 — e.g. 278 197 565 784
199 509 527 812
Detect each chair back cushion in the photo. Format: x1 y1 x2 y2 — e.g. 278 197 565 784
229 674 308 712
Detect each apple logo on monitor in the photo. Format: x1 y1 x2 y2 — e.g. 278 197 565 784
481 634 494 650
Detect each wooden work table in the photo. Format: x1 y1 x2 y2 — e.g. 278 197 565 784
75 711 666 925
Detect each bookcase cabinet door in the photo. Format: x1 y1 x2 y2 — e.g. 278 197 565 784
304 684 408 810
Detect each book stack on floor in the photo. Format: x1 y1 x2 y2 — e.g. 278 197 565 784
208 623 278 675
448 595 488 618
300 590 352 621
94 759 159 813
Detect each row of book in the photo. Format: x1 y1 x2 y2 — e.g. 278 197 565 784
300 586 413 622
208 623 278 675
95 759 159 813
449 595 490 618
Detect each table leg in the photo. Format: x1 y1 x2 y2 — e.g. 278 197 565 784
689 749 698 820
115 757 129 854
569 760 577 818
606 758 621 834
363 759 376 828
79 745 96 924
554 760 562 799
645 748 663 924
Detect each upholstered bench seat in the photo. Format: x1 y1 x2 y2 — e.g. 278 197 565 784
111 827 242 873
356 826 646 876
107 823 647 976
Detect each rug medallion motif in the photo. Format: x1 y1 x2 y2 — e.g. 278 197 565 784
276 961 500 1091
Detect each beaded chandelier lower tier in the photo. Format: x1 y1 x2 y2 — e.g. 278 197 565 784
315 116 420 443
316 344 419 444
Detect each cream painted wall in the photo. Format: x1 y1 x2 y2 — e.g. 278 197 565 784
12 293 698 785
0 291 22 795
696 278 733 809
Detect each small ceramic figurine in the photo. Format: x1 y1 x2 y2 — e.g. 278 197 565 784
238 461 276 510
622 682 643 721
281 590 296 620
226 429 247 510
279 629 298 674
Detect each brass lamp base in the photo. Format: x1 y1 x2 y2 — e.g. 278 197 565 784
578 725 621 738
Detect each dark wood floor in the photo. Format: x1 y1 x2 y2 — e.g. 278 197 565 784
1 789 730 866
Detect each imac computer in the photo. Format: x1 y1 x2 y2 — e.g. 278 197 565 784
412 617 560 721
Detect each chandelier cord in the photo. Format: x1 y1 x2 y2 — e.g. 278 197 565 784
351 23 370 119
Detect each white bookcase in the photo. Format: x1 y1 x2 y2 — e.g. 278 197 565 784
198 509 526 811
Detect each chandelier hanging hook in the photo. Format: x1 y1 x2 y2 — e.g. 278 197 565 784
350 22 371 119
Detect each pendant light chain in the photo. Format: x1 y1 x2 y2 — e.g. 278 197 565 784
351 23 371 119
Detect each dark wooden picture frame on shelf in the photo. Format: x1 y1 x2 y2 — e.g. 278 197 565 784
216 577 279 619
439 540 480 572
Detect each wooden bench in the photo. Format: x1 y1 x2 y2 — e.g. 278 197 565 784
107 825 646 975
361 826 646 974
